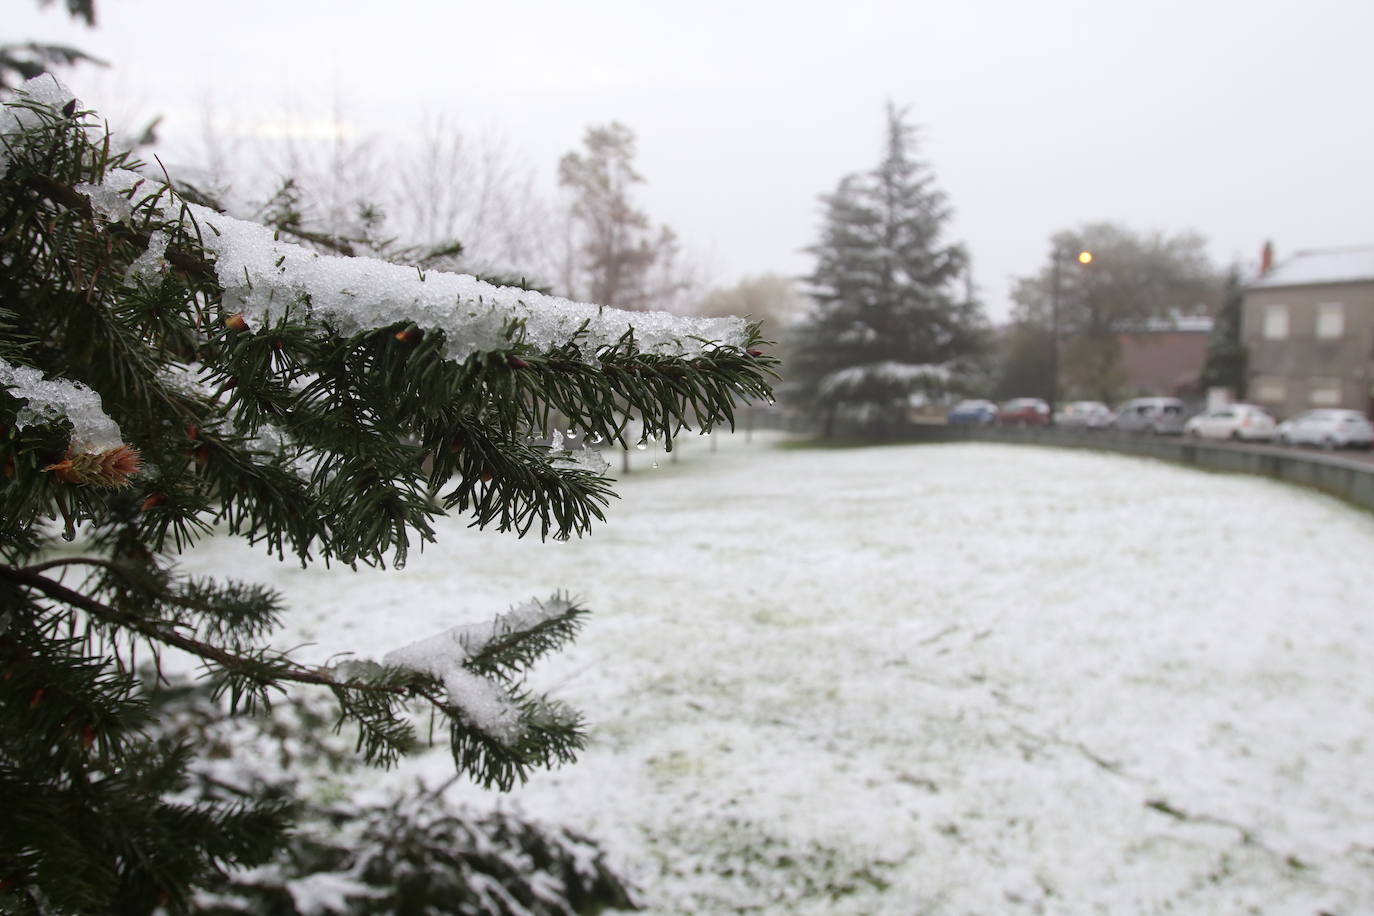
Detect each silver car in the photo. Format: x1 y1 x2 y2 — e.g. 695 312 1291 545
1056 400 1113 429
1111 397 1188 435
1276 409 1374 450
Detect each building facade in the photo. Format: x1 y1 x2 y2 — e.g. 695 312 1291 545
1243 247 1374 419
1116 315 1212 398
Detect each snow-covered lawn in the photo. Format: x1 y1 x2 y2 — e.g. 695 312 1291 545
180 434 1374 914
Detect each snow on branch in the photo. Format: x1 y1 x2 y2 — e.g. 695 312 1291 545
63 161 749 364
0 355 125 452
379 596 581 744
0 76 78 181
818 360 950 399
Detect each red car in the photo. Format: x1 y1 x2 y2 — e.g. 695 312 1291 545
997 398 1051 427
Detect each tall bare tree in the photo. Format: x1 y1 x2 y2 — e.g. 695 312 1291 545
557 122 692 311
178 99 555 283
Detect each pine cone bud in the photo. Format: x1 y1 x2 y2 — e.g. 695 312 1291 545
140 492 167 511
507 355 530 369
395 326 422 344
480 469 494 484
185 424 199 441
29 688 44 709
747 348 764 357
42 445 141 487
81 724 97 749
225 313 250 332
193 445 211 466
449 434 465 454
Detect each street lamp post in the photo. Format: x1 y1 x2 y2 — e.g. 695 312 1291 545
1047 247 1092 427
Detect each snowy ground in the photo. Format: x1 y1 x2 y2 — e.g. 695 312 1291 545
177 434 1374 914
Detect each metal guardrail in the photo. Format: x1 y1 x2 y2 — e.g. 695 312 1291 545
935 425 1374 513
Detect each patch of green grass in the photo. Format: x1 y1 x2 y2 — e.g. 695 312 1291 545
642 817 896 910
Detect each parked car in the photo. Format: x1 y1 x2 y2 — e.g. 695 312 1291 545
1275 409 1374 450
946 399 999 426
1111 397 1188 435
997 398 1050 427
1183 403 1277 441
1055 400 1113 429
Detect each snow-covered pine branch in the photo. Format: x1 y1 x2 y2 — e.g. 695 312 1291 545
0 78 775 909
1 76 775 552
379 595 584 747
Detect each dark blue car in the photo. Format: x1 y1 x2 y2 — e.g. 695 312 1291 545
947 399 999 425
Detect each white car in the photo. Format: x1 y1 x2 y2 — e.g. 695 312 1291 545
1183 403 1277 441
1055 400 1113 429
1276 409 1374 450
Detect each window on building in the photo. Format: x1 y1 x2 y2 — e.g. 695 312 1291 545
1310 379 1343 406
1316 302 1345 339
1263 304 1289 339
1254 377 1286 403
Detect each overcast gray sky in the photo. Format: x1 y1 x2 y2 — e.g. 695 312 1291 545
13 0 1374 321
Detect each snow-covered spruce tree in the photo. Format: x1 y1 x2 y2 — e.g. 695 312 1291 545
0 80 774 914
791 103 983 437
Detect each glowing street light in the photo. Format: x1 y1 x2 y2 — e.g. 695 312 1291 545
1048 247 1094 426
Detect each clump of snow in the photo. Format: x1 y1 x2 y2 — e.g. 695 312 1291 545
284 871 382 915
0 356 124 451
550 430 611 476
125 230 170 282
76 179 136 224
187 198 747 362
156 361 219 401
243 422 316 482
0 76 77 180
381 596 577 743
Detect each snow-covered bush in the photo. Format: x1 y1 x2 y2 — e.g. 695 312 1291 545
144 676 635 916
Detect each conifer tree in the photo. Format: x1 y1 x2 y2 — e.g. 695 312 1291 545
0 81 774 914
1199 268 1248 397
791 103 983 436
